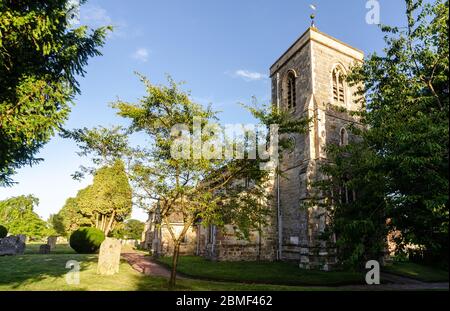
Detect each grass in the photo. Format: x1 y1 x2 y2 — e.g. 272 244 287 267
25 243 76 255
0 244 332 291
383 261 449 283
4 244 445 290
157 256 365 286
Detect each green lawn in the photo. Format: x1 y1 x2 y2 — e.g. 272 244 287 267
158 256 364 286
383 262 449 282
0 244 331 291
5 244 445 290
25 243 76 255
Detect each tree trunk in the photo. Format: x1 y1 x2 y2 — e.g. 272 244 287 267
169 242 181 288
100 215 106 232
104 210 116 237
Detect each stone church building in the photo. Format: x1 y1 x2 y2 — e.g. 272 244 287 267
142 26 364 270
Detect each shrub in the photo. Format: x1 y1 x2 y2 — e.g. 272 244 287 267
0 225 7 238
69 227 105 254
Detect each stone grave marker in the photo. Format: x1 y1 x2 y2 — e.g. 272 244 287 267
97 238 122 275
39 244 51 254
17 234 27 244
47 236 57 250
0 235 26 256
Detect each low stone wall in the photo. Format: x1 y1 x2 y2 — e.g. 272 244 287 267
214 242 276 262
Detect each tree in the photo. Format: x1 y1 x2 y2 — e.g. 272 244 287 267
0 0 111 186
0 195 50 238
60 125 130 180
111 219 145 240
77 160 132 236
48 213 66 237
66 73 307 286
50 196 91 237
312 139 389 268
111 75 307 287
52 160 132 237
315 0 449 268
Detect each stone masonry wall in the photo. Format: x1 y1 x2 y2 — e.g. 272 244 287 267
270 28 364 270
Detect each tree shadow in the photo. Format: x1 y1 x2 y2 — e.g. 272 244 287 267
0 253 93 290
131 272 196 291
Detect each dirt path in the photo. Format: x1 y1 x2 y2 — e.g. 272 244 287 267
121 252 174 278
121 252 449 290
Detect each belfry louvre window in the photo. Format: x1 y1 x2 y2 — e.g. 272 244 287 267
287 72 296 109
332 68 345 104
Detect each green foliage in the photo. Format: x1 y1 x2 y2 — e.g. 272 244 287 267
77 160 133 236
314 0 449 268
0 224 7 238
61 126 129 180
53 160 132 237
70 74 308 286
111 219 145 240
313 141 389 268
0 195 50 238
48 214 66 237
69 227 105 254
52 196 92 237
111 75 307 239
0 0 111 186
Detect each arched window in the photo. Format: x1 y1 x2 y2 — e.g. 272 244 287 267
287 71 296 109
332 67 345 104
339 127 348 146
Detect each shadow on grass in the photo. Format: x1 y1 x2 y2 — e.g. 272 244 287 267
25 243 76 255
156 256 365 287
128 257 343 291
0 253 94 289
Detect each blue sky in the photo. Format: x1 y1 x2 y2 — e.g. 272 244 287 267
0 0 409 221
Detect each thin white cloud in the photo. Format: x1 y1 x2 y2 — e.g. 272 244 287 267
80 5 137 39
132 48 150 62
231 70 268 82
81 5 112 26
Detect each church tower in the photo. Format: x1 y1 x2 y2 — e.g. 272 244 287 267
271 27 364 270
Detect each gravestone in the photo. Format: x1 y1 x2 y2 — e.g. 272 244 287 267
47 236 57 250
97 238 122 275
0 235 26 256
39 244 51 254
17 234 27 244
